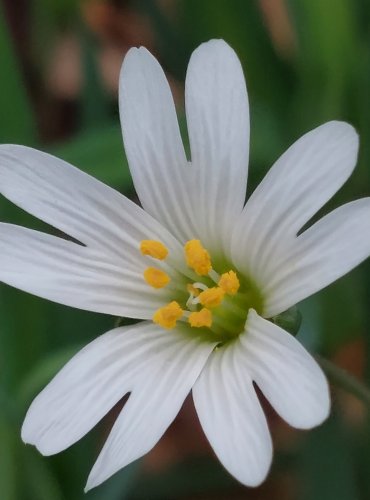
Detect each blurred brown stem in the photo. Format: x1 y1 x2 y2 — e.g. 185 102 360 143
317 355 370 407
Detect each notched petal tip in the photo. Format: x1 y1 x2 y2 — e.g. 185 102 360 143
22 418 63 457
122 45 140 58
21 416 36 447
120 45 156 77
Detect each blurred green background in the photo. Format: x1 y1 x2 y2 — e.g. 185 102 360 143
1 0 370 499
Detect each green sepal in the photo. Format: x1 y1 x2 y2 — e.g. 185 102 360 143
270 305 302 336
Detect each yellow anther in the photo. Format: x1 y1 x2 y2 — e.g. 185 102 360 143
184 240 212 275
218 270 240 296
187 283 200 297
153 301 183 329
140 240 168 260
144 267 170 289
198 287 225 308
188 308 212 328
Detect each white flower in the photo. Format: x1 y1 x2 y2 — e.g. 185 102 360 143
0 39 368 491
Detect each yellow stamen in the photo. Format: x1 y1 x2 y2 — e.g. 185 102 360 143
198 287 225 308
144 267 170 289
140 240 168 260
187 284 200 297
153 301 183 329
188 308 212 328
218 270 240 295
184 240 212 275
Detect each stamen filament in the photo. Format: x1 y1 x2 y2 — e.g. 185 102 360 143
185 296 197 311
193 282 208 291
208 269 220 283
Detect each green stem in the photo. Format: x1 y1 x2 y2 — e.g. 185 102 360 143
316 355 370 407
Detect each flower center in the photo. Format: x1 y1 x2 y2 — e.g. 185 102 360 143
140 239 264 343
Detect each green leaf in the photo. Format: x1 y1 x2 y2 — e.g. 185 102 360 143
271 305 302 336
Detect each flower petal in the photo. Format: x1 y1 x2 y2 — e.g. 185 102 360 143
0 145 184 269
0 224 168 318
242 310 330 429
119 47 196 243
263 198 370 316
85 325 215 491
22 322 214 466
231 122 359 288
185 39 250 251
192 335 272 487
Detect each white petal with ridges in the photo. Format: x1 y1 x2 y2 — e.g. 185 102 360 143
231 122 359 288
119 47 197 243
264 198 370 316
22 322 214 470
193 334 272 487
242 310 330 429
0 224 168 318
0 145 186 273
85 325 215 491
185 39 250 251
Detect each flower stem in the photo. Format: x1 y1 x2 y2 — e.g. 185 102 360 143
316 355 370 407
